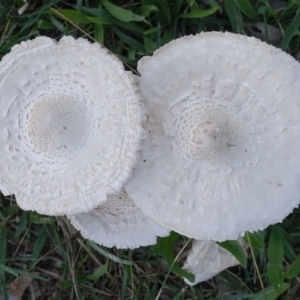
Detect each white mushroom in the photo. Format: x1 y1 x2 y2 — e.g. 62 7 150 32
183 239 246 285
126 32 300 241
0 36 144 215
68 190 170 249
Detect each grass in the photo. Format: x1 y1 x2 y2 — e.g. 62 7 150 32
1 0 300 299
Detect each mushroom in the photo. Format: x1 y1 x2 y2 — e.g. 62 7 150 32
0 36 144 215
126 32 300 241
68 190 170 249
183 239 247 285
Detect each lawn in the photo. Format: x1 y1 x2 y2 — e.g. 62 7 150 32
1 0 300 299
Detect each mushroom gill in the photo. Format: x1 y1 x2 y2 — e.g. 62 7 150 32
68 190 170 249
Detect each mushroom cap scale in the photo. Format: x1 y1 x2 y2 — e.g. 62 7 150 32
0 36 144 215
126 32 300 241
68 190 170 249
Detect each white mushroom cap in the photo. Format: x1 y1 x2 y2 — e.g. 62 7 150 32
183 239 246 285
0 36 144 215
68 190 170 249
126 32 300 241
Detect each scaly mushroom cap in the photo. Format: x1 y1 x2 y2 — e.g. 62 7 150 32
183 239 246 285
126 32 300 241
68 190 170 249
0 36 144 215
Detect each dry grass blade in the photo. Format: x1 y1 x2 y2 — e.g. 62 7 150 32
246 233 267 300
155 238 191 300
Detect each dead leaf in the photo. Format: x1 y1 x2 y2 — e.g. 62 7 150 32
0 276 32 300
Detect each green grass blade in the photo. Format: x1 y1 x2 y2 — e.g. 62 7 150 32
36 19 56 30
0 225 7 280
267 227 284 293
82 7 144 33
144 36 157 53
14 211 29 241
154 233 195 282
77 0 83 12
124 264 133 286
86 260 109 280
251 283 289 300
280 9 300 50
234 0 259 20
0 263 18 277
181 6 219 18
102 0 145 22
155 231 179 255
284 254 300 279
112 27 145 52
50 9 91 24
48 14 66 32
224 0 244 33
135 5 159 17
244 231 265 249
30 225 47 269
14 270 46 280
29 212 53 225
157 0 172 25
218 240 247 268
94 23 105 44
120 267 127 300
89 241 133 265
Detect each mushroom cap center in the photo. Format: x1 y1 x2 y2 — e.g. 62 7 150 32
27 94 87 157
167 98 250 167
193 120 223 147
